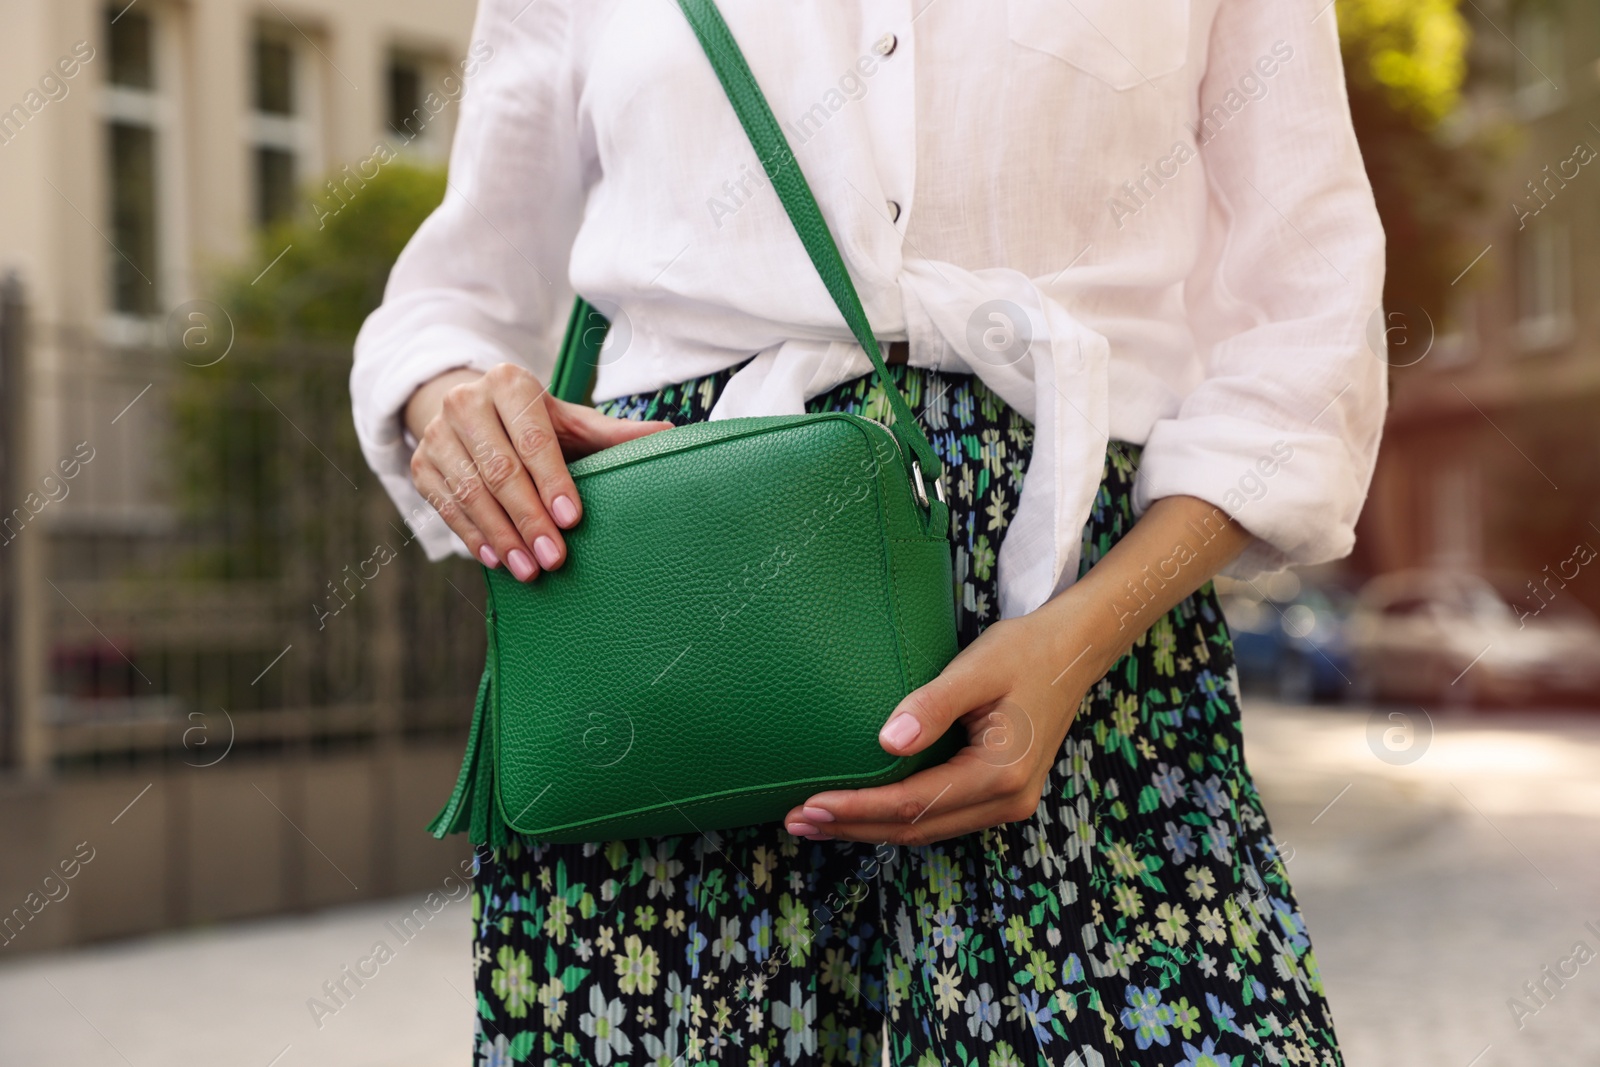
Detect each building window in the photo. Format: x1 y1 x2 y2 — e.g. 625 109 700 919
386 50 452 159
255 146 297 228
1430 461 1480 569
387 56 422 137
104 6 160 315
1515 223 1572 350
255 36 295 115
108 124 158 315
108 8 154 89
1513 10 1563 117
1432 293 1478 368
250 27 318 227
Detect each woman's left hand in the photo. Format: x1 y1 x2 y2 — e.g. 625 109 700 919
781 610 1100 846
781 495 1253 846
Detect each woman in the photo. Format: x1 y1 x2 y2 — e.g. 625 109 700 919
352 1 1383 1063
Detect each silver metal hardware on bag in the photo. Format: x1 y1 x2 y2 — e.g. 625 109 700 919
911 459 945 509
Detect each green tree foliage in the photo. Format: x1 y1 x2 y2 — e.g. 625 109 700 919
164 161 481 715
1336 0 1491 337
173 164 445 580
1338 0 1470 125
219 164 447 341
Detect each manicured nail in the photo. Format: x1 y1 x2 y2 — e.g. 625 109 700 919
533 535 561 570
880 714 921 751
477 544 500 568
506 549 536 582
786 822 819 837
801 806 834 824
551 495 579 528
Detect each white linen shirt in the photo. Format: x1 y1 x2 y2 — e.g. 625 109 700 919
351 0 1387 619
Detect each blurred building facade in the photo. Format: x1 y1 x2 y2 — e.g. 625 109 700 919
1 0 472 532
1362 0 1600 614
1 0 470 333
0 0 482 954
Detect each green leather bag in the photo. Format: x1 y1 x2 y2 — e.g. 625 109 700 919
428 0 961 845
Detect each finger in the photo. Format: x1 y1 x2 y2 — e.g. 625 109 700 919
877 652 1007 757
548 398 675 459
789 751 1026 829
442 381 569 575
423 423 541 581
408 451 493 566
488 370 585 539
811 799 1026 847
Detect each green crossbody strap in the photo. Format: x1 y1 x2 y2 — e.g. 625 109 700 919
549 0 945 502
549 298 610 407
672 0 942 492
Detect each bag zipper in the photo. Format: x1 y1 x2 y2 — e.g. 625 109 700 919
859 416 902 457
858 416 945 508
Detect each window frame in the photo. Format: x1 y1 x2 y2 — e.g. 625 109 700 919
1514 220 1574 352
248 21 323 229
99 2 191 336
1512 9 1565 119
384 47 456 161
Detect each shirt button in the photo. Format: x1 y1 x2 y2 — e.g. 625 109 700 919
887 199 902 222
873 32 898 57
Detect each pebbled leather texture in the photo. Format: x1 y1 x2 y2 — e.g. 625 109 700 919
478 414 960 843
427 0 964 844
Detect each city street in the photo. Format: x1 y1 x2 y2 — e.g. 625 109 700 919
2 699 1597 1067
1245 700 1600 1067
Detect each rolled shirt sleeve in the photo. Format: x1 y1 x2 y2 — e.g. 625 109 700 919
1131 0 1388 577
349 0 584 560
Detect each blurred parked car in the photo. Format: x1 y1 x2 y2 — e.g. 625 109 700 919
1217 571 1356 703
1348 569 1600 708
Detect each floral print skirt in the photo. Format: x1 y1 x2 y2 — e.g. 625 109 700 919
470 364 1343 1067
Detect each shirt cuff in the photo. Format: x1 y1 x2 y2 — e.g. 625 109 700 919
350 322 515 561
1130 414 1368 579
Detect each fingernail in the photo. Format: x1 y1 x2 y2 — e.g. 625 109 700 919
786 822 819 838
477 545 500 568
551 495 579 528
533 535 561 570
506 549 536 582
880 715 921 751
801 806 834 824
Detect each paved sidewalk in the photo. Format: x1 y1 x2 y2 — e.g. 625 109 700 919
0 891 475 1067
2 700 1598 1066
1241 700 1600 1067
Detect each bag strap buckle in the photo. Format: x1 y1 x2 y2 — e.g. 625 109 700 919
911 459 946 510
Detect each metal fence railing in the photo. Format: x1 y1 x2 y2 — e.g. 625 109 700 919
5 294 485 773
0 275 27 769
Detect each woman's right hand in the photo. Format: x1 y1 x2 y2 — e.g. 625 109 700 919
404 363 673 581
